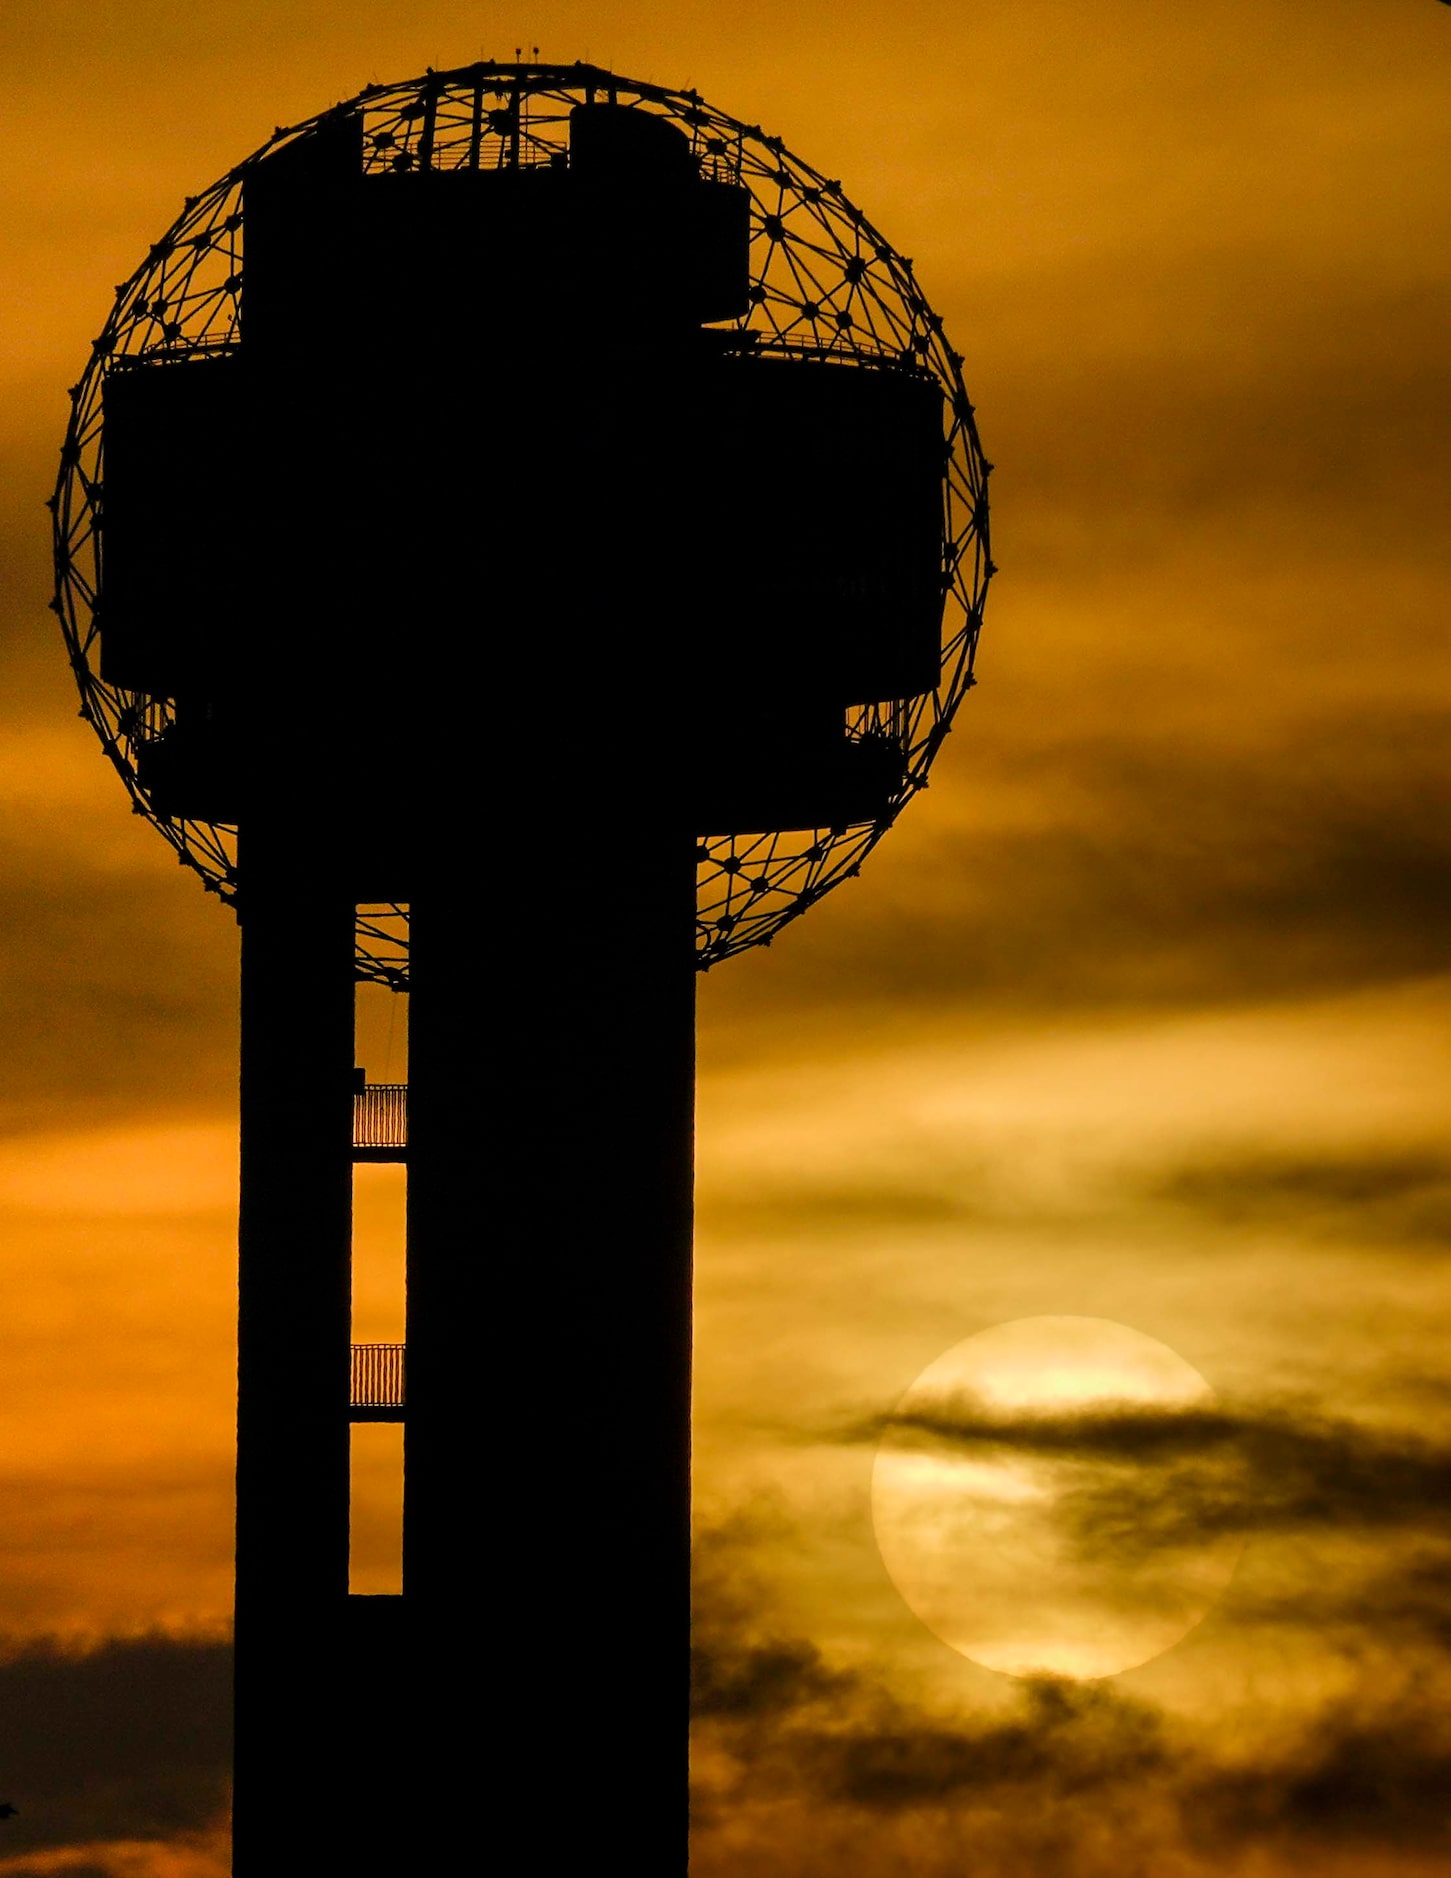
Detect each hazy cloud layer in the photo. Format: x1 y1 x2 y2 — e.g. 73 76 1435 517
693 1530 1451 1876
0 829 235 1129
703 706 1451 1044
0 1635 228 1859
1156 1146 1451 1247
0 1831 228 1878
997 267 1451 559
855 1390 1451 1557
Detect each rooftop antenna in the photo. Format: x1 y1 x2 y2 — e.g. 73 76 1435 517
52 61 991 1876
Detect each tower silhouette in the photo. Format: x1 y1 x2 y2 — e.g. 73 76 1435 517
53 65 991 1874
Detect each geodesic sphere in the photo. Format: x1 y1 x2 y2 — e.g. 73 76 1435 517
53 64 991 989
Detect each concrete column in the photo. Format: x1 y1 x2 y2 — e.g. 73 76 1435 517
406 815 696 1871
232 826 354 1874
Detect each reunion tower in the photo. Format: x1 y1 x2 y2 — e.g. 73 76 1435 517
51 63 991 1876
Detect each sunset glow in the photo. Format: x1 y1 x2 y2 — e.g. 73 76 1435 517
3 1 1450 1871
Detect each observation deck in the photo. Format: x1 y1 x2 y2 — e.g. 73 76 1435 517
351 1342 405 1420
353 1080 407 1161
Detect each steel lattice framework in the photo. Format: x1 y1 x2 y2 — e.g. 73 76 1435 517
52 63 992 990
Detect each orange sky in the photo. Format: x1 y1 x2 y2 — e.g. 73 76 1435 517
2 2 1451 1872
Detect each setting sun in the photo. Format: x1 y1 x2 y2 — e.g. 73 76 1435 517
872 1317 1240 1679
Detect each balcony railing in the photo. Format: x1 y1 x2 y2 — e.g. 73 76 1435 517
351 1342 405 1420
353 1084 407 1161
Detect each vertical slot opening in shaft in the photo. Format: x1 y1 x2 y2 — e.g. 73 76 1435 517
352 975 408 1595
349 1423 404 1595
352 1161 407 1342
355 977 408 1084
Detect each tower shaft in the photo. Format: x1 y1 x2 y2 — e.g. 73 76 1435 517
407 819 696 1863
233 826 354 1872
232 798 695 1871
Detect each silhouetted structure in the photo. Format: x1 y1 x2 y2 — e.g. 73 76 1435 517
53 64 991 1876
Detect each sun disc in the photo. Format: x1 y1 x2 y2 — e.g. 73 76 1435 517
871 1316 1240 1679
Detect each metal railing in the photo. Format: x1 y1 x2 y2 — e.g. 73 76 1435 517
353 1084 408 1156
351 1342 406 1415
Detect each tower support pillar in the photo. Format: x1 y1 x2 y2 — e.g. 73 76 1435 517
406 808 697 1870
233 827 354 1874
